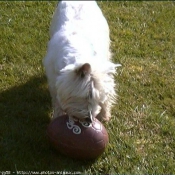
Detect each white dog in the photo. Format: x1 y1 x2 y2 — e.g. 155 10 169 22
43 1 121 122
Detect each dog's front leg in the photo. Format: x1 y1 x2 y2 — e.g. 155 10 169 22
53 100 64 119
48 85 64 119
96 101 112 122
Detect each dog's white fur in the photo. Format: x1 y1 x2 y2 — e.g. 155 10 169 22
43 1 120 122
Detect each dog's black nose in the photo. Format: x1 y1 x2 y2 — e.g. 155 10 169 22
85 117 92 123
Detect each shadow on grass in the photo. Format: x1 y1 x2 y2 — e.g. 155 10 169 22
0 75 95 172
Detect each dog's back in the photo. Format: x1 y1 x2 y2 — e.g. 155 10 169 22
49 1 109 39
49 1 111 66
45 1 111 72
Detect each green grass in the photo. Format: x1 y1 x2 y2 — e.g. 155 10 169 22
0 1 175 174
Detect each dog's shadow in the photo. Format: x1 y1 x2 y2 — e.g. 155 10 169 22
0 75 94 172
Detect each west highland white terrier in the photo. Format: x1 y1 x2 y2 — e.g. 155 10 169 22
43 1 121 122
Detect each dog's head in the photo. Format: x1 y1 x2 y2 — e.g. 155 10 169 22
56 61 121 122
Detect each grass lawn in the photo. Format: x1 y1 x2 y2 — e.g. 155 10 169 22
0 1 175 174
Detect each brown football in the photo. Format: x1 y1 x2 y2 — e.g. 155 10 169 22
47 115 109 160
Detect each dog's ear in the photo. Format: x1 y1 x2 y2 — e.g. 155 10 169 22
76 63 91 78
